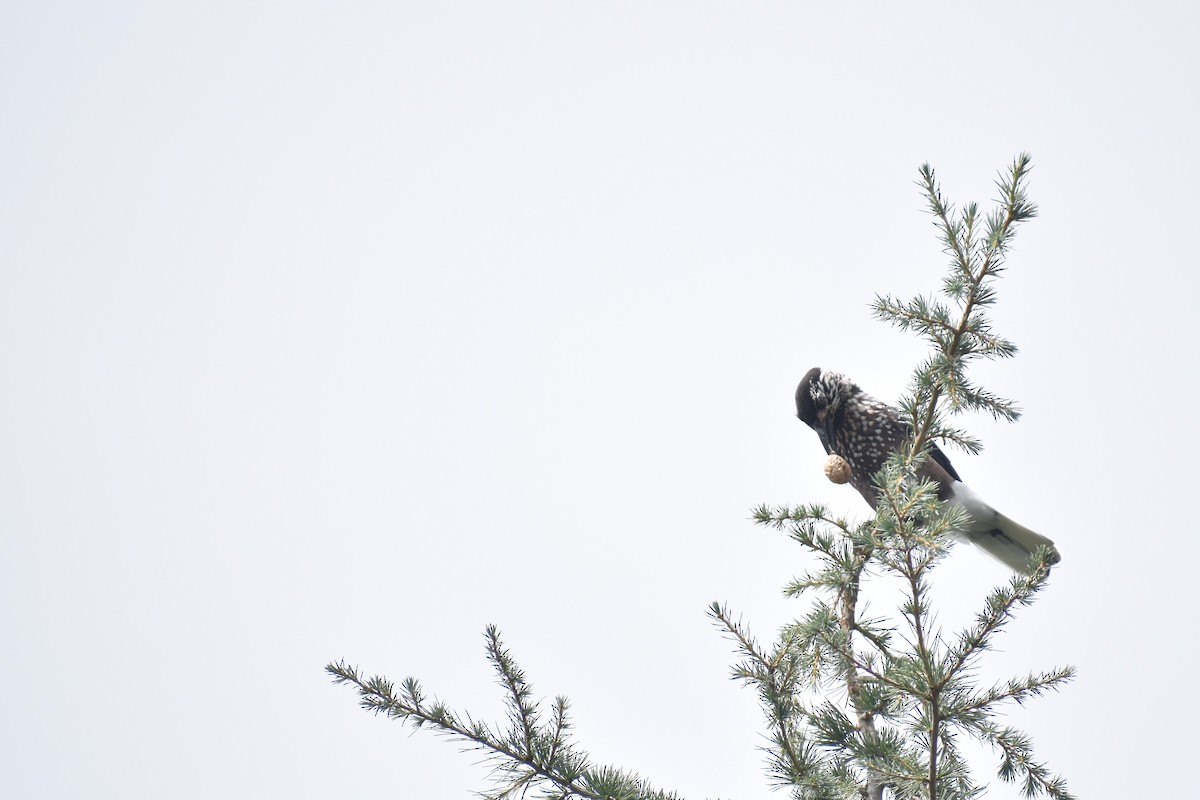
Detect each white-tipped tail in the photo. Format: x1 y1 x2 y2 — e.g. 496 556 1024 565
947 482 1061 573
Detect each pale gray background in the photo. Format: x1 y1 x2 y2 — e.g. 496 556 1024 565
3 3 1196 798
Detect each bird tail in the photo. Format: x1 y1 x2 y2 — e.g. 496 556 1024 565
960 511 1061 574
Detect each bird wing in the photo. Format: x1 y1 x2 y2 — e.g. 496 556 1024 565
928 442 962 482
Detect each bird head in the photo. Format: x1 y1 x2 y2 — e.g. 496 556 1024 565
796 367 855 454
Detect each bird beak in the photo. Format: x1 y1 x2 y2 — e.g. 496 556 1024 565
814 411 834 455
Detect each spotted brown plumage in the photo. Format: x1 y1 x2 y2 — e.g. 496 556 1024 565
795 367 1061 573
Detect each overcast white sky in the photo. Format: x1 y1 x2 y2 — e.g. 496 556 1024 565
3 3 1198 798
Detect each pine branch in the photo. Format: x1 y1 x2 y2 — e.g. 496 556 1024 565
974 723 1074 800
709 603 831 793
486 625 540 760
951 666 1076 720
894 155 1037 456
326 629 684 800
942 552 1057 679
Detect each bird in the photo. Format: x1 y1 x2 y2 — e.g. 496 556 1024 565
795 366 1060 573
